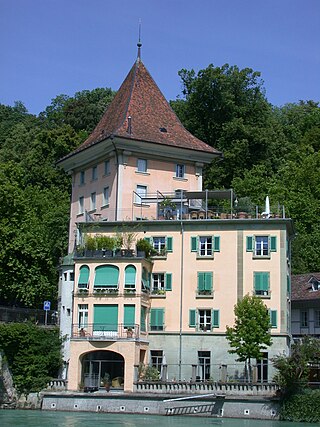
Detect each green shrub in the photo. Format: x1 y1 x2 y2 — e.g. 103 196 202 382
280 390 320 422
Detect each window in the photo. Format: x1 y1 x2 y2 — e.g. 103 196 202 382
92 166 97 181
78 304 88 328
135 185 147 204
78 196 84 214
301 310 309 328
140 306 147 332
137 158 147 173
78 265 90 289
151 350 163 371
189 309 219 329
124 265 136 289
246 235 277 257
104 160 110 175
150 308 164 331
191 236 220 256
315 310 320 328
254 272 270 296
270 310 277 328
103 187 109 206
93 304 118 332
94 265 119 288
198 351 211 380
63 272 67 281
197 272 213 295
151 273 172 294
124 305 135 328
70 272 74 281
175 163 185 178
145 236 173 255
90 192 96 211
141 268 150 291
79 171 85 185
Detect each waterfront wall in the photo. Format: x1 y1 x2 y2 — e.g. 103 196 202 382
41 392 280 420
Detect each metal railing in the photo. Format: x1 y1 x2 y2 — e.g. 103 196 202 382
71 323 140 340
0 305 58 326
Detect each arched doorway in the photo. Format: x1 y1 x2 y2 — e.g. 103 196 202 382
81 350 124 391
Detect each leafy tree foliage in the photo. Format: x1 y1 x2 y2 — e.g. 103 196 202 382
273 336 320 397
0 323 62 395
226 295 272 381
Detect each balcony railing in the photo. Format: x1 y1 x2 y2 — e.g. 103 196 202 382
74 288 150 298
74 249 146 259
72 323 140 340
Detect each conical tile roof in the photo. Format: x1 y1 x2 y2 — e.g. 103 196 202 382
74 58 220 156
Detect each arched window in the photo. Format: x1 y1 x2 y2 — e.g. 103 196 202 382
94 265 119 288
125 265 136 289
78 265 90 289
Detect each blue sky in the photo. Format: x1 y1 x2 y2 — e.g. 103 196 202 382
1 0 319 115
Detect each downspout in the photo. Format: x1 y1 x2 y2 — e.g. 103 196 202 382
110 134 119 221
178 218 184 379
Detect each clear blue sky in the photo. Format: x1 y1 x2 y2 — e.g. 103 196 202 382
1 0 319 115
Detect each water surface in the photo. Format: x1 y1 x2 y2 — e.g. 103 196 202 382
0 410 315 426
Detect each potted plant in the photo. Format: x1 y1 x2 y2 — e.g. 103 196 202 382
102 373 111 392
126 327 133 338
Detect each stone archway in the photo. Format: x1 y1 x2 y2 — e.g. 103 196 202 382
81 350 124 391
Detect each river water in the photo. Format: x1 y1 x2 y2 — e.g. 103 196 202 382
0 411 315 427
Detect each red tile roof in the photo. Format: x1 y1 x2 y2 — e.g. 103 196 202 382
291 273 320 301
70 58 220 157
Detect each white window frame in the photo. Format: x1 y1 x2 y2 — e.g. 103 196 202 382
176 163 185 178
199 236 213 256
198 309 212 331
135 184 147 204
255 236 269 256
78 196 84 215
103 187 109 206
152 273 165 292
90 192 96 211
153 237 166 253
137 158 147 173
78 304 88 329
150 350 163 371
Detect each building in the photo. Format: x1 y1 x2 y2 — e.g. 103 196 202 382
291 273 320 340
57 43 294 392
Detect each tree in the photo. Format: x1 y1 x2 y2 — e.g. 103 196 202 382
273 336 320 397
226 295 272 382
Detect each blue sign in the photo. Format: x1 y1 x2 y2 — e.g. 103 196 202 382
43 301 51 311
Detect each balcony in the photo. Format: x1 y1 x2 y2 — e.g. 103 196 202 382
74 249 146 259
72 323 141 340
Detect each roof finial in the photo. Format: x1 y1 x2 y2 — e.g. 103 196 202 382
137 18 142 60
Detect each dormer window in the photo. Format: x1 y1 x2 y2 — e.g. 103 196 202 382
311 279 320 291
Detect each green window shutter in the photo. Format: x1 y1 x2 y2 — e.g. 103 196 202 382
254 272 269 292
144 237 152 244
191 236 198 252
246 236 253 252
124 305 135 328
150 308 164 328
93 304 118 331
189 309 196 327
213 236 220 252
212 309 219 328
204 272 213 291
94 265 119 287
125 265 136 286
270 310 277 328
166 237 173 252
270 236 277 252
165 273 172 291
198 272 205 291
140 306 146 332
78 265 90 286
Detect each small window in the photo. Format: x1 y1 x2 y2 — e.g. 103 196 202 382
199 236 212 256
152 273 165 293
247 235 277 257
92 166 97 181
198 309 212 331
135 185 147 204
104 160 110 175
151 350 163 371
80 171 85 185
197 272 213 295
255 236 269 256
78 196 84 214
176 164 185 178
70 272 75 281
315 310 320 328
63 272 67 281
137 158 147 173
301 310 309 328
78 304 88 328
153 237 166 254
150 308 164 331
191 236 220 256
254 272 270 296
103 187 109 206
90 192 96 211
